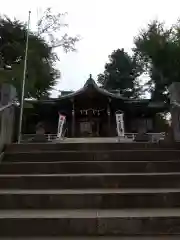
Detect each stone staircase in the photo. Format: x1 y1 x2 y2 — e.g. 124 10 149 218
1 142 180 238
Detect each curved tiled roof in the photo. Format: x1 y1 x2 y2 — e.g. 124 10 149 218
58 75 127 100
25 76 168 110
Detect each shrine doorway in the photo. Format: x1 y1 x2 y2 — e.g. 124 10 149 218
79 118 100 137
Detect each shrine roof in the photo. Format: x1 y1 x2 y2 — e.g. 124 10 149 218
25 76 168 111
57 75 127 100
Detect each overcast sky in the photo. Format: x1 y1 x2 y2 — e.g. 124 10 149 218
1 0 180 96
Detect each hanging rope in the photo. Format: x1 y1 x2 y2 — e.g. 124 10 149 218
79 108 105 115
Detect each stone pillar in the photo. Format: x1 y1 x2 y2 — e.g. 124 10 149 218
169 82 180 141
71 100 75 137
170 106 180 141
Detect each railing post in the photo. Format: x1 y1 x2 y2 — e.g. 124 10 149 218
48 135 50 141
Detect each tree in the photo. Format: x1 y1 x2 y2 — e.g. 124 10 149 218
97 49 143 98
36 8 80 52
134 20 180 102
0 9 79 100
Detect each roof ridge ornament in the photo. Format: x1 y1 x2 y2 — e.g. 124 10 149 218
84 74 95 87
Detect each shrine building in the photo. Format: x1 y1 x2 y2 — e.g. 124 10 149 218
24 75 167 137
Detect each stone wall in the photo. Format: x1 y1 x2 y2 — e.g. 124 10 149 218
168 82 180 141
0 84 16 149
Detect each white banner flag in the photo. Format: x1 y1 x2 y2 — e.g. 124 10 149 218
57 113 66 138
116 113 124 137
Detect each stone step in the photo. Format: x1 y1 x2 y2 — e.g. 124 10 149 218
1 173 180 189
1 238 180 240
0 189 180 209
1 209 180 236
4 150 180 162
7 142 180 153
2 160 180 174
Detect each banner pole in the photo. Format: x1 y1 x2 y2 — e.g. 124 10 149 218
18 11 31 143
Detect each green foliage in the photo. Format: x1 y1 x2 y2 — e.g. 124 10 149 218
0 17 58 99
0 8 79 100
99 19 180 102
134 20 180 102
97 49 143 98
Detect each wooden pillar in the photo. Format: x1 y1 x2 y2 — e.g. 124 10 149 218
71 100 75 137
107 99 111 136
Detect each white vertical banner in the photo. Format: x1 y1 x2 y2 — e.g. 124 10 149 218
116 113 125 137
57 113 66 138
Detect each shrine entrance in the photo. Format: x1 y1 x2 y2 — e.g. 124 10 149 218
79 118 100 137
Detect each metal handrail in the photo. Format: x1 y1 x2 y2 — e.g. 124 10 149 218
21 134 57 142
122 132 165 142
21 132 165 143
0 102 15 113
